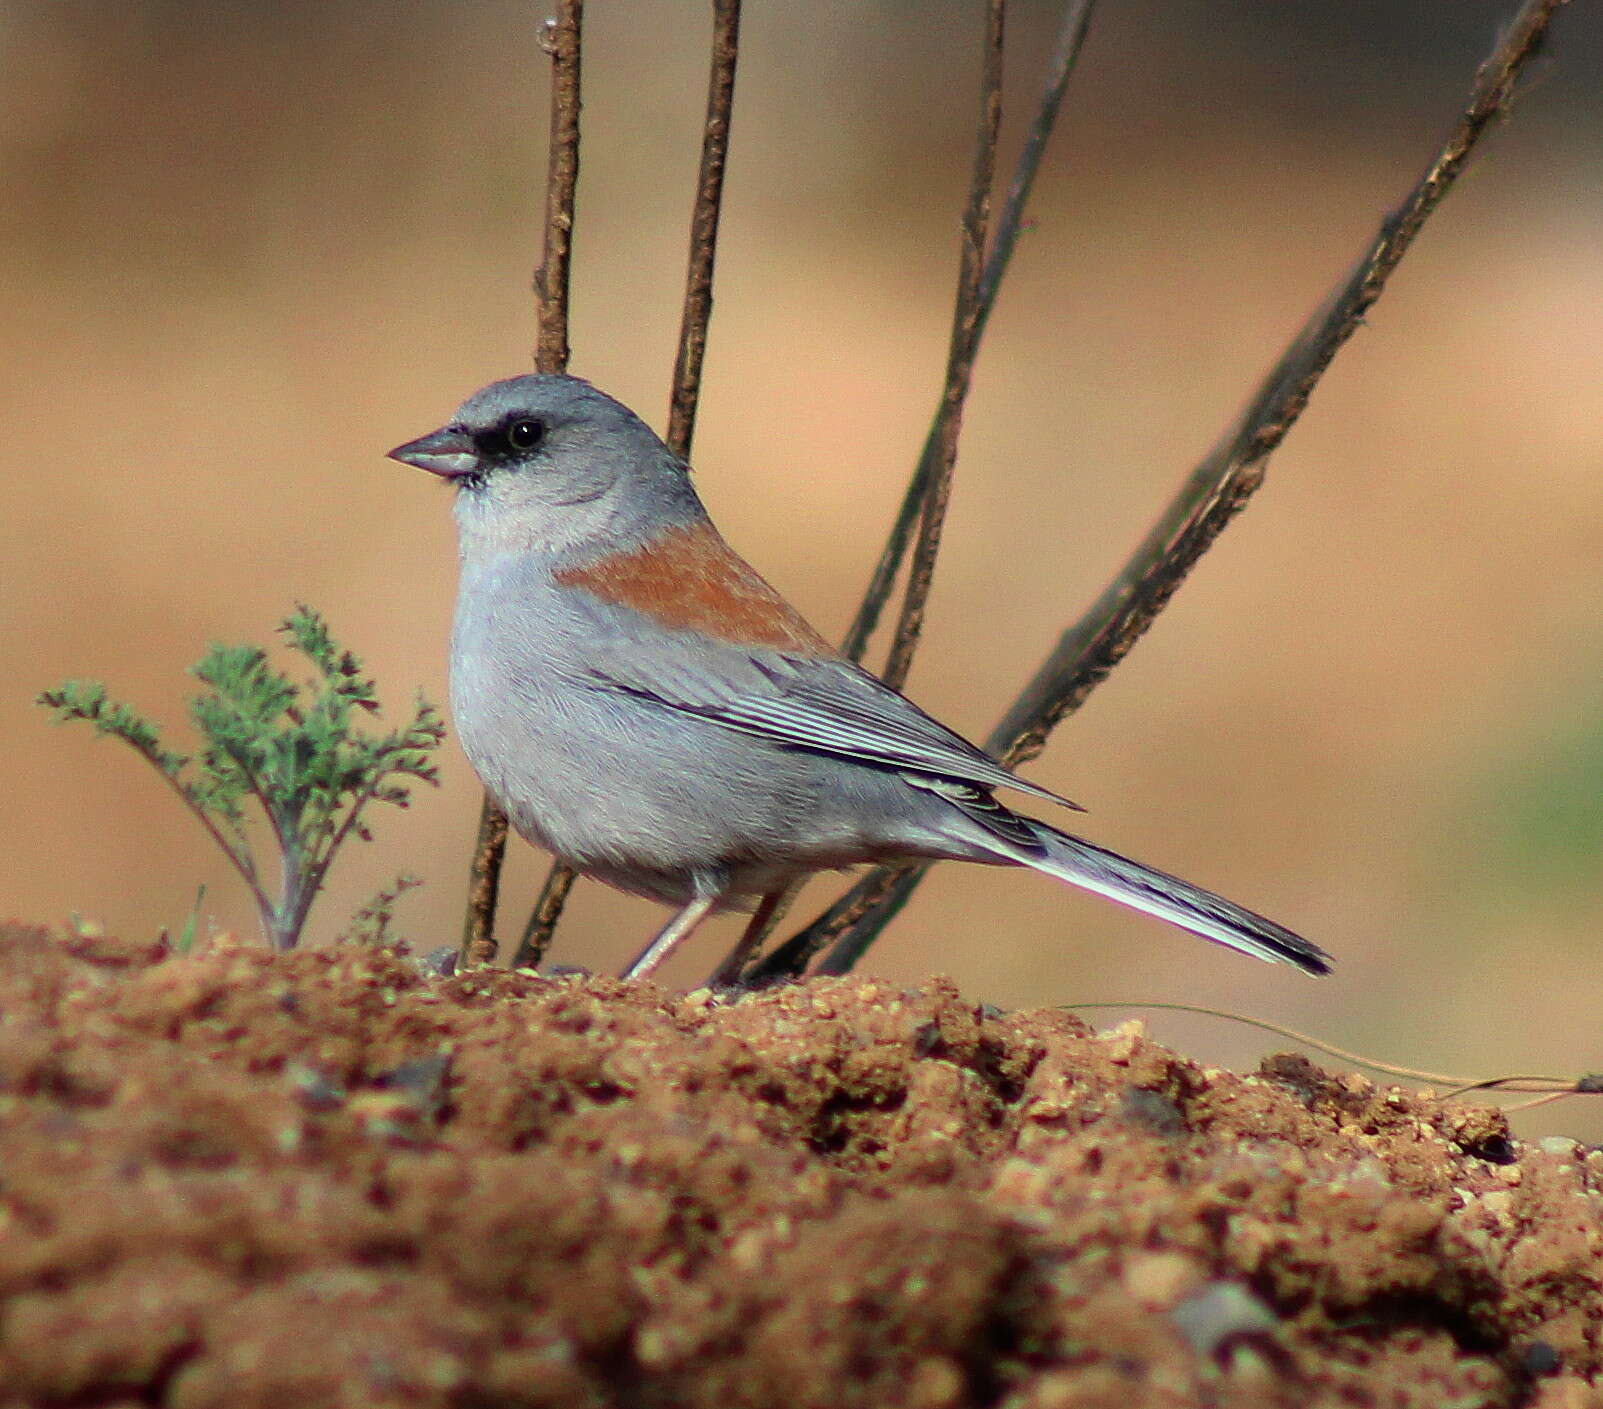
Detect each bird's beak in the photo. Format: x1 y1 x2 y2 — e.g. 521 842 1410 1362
386 426 480 479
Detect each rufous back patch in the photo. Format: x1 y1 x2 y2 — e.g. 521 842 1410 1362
556 521 836 654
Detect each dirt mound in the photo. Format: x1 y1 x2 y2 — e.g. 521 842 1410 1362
0 922 1598 1408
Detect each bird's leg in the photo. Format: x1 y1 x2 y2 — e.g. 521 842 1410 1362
706 881 799 989
620 892 720 981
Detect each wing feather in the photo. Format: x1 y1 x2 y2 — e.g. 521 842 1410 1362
582 647 1081 812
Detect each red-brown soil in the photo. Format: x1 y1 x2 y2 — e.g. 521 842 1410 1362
0 921 1599 1408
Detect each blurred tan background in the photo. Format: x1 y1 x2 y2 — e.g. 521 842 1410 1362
5 1 1601 1135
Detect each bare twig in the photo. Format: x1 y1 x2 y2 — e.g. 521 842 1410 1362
842 0 1098 665
769 0 1566 980
458 802 510 970
460 0 584 973
519 0 744 971
752 0 1099 982
666 0 743 459
765 0 1007 980
533 6 583 375
990 0 1561 775
509 860 579 970
880 0 1005 690
747 858 923 983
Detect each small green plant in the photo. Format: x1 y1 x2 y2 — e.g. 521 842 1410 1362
39 605 444 952
174 884 207 954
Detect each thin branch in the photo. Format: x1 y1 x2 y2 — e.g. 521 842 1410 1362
533 4 583 374
992 2 1561 774
519 0 744 972
842 0 1097 665
744 859 920 984
460 0 584 973
666 0 742 459
509 861 579 970
879 0 1005 690
775 0 1567 980
806 863 926 977
458 802 511 969
752 0 1098 983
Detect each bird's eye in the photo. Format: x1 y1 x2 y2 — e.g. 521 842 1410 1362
505 418 545 452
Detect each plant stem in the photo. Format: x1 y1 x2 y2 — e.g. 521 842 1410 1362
879 0 1005 692
460 0 584 973
521 0 744 973
666 0 742 460
840 0 1098 668
761 0 1567 982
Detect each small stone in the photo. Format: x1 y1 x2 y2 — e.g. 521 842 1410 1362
418 946 457 977
1171 1282 1279 1359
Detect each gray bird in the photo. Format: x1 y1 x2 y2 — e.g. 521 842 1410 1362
390 374 1331 983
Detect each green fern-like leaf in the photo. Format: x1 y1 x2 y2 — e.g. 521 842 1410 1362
38 681 188 779
40 607 443 952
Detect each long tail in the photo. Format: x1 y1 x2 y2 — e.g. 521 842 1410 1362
1019 820 1332 975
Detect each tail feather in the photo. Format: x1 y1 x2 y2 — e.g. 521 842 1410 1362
1019 820 1332 975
